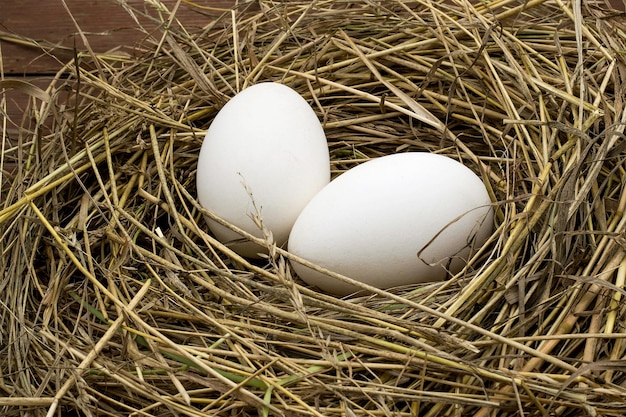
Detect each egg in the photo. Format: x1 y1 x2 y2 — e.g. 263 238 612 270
196 82 330 257
288 152 493 295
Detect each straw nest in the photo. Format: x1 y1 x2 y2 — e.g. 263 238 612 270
1 0 626 416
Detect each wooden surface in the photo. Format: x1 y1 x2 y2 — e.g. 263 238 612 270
1 0 237 133
1 0 625 133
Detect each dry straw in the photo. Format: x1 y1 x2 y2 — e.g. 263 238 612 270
1 0 626 416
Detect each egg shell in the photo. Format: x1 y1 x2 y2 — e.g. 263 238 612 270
196 82 330 257
288 152 493 296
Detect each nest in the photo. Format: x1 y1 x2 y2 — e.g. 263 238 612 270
1 0 626 415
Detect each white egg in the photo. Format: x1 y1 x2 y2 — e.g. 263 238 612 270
288 152 493 296
196 82 330 257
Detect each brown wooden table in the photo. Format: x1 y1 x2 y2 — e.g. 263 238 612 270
1 0 237 135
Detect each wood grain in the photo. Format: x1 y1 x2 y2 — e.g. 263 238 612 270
1 0 237 132
1 0 239 74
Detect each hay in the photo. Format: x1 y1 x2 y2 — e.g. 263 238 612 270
1 0 625 415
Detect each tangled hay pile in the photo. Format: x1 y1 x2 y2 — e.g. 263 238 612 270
1 0 626 415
